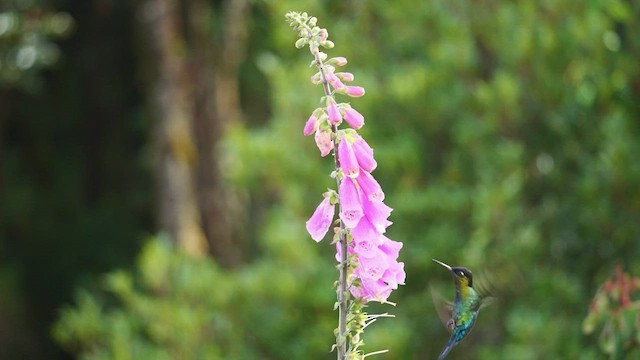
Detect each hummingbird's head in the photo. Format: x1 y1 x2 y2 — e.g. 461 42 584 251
451 267 473 287
432 259 474 287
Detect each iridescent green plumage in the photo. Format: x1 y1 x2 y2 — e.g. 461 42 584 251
432 259 492 360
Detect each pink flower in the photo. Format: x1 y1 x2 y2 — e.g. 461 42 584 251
352 136 376 172
361 196 393 233
314 129 333 157
381 261 406 289
352 278 393 303
345 86 365 97
351 217 381 246
343 107 364 130
306 196 335 242
326 97 342 125
303 113 318 136
356 170 384 202
339 177 363 228
354 236 378 258
357 252 388 281
338 138 359 178
379 235 403 260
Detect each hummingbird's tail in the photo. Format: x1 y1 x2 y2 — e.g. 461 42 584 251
437 333 457 360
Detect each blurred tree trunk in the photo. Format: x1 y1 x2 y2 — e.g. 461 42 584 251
138 0 249 265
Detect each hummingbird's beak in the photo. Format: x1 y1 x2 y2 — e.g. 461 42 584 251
432 258 452 270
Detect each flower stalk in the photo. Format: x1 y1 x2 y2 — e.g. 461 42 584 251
287 11 405 359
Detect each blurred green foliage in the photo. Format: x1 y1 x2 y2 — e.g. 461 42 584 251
2 0 640 359
55 236 336 360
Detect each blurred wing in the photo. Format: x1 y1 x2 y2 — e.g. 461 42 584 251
430 286 454 333
475 271 498 308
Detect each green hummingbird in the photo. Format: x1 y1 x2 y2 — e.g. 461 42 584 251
432 258 493 360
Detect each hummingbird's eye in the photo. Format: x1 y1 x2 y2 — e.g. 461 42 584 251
458 271 465 277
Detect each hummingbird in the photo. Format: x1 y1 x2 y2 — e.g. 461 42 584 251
431 258 493 360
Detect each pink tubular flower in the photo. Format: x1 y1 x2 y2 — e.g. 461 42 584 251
356 170 384 202
343 107 364 130
352 278 393 303
361 196 393 233
381 261 406 289
314 129 333 157
304 113 318 136
327 97 342 125
351 216 381 249
379 235 403 260
352 137 376 172
306 196 335 242
345 86 365 97
338 137 359 178
358 251 388 280
339 177 363 228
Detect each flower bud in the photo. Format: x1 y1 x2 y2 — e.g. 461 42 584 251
327 57 348 66
304 113 318 136
326 97 342 125
322 40 334 49
343 107 365 130
345 86 365 97
336 72 354 82
310 72 322 85
295 38 308 49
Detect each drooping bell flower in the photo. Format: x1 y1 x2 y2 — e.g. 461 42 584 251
338 137 359 178
357 251 389 281
356 170 384 202
338 177 363 228
379 235 403 261
352 136 376 172
381 261 406 289
306 195 335 242
361 195 393 233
